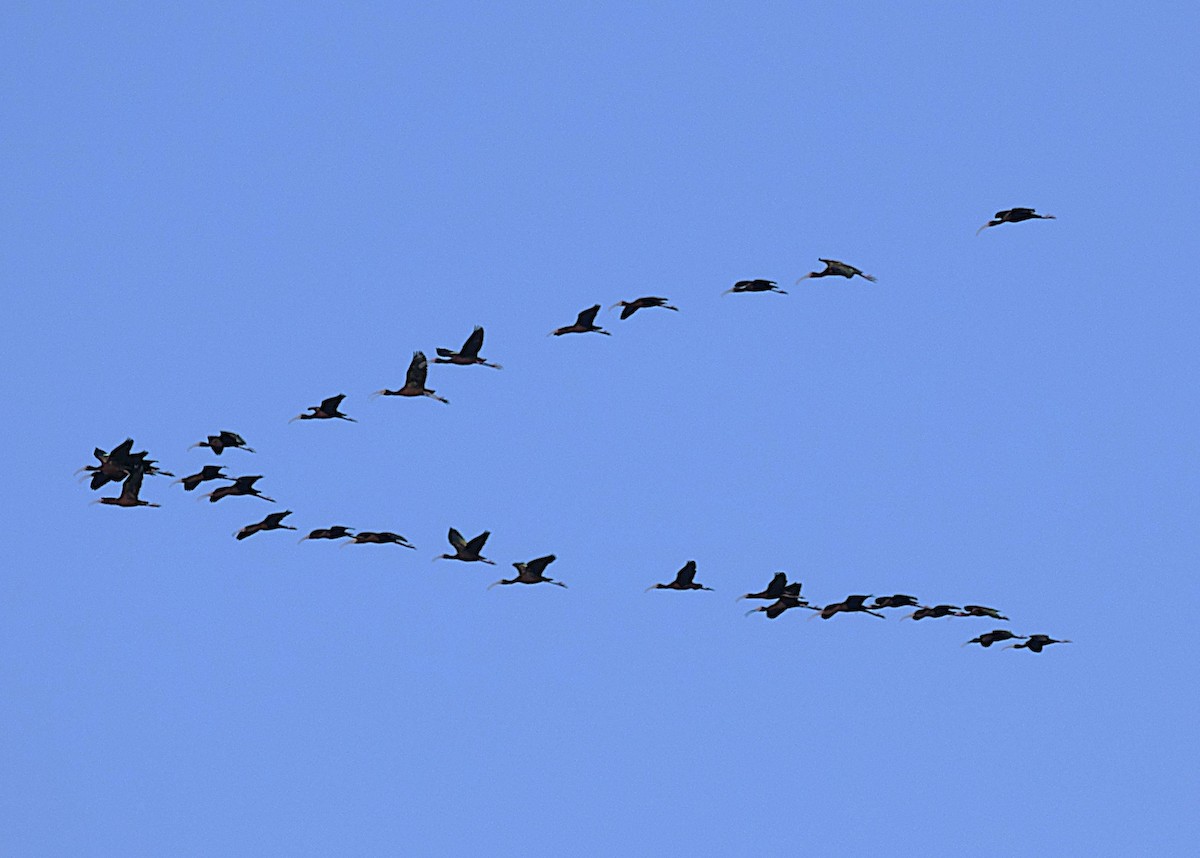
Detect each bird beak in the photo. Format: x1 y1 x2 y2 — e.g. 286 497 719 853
743 608 759 617
401 543 417 550
288 415 302 424
487 581 503 590
187 442 202 450
297 536 309 543
88 499 101 506
720 288 735 296
369 391 384 399
794 274 812 284
975 223 990 235
643 585 656 593
608 303 623 311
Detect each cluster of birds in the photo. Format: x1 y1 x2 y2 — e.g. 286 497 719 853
80 207 1069 650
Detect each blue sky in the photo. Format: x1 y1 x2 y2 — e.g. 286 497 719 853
3 3 1198 855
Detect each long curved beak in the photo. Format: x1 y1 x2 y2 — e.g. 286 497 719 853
609 303 624 311
794 273 813 284
369 391 385 399
401 542 417 549
73 466 90 476
721 288 736 296
339 540 356 548
487 581 503 590
297 536 310 544
288 415 302 424
187 442 203 450
241 446 256 453
975 223 991 235
743 608 760 617
643 585 657 593
88 499 101 506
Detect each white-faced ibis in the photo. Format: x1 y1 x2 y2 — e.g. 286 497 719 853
436 528 495 564
1007 634 1072 653
610 297 679 319
488 554 565 589
189 431 254 455
92 466 159 508
372 351 448 403
869 594 920 610
960 605 1009 621
77 439 137 490
299 525 354 543
722 279 786 295
903 604 964 621
808 594 886 620
204 475 275 503
342 531 416 549
235 510 297 540
645 560 713 592
551 305 610 336
964 629 1026 648
435 326 502 368
737 572 790 601
976 207 1055 235
290 394 356 423
795 259 877 283
745 583 807 619
173 465 235 492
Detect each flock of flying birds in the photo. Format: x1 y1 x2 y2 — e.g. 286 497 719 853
79 207 1070 652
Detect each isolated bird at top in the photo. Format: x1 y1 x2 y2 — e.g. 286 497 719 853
976 207 1055 235
435 326 502 368
610 296 679 319
372 351 448 403
795 259 877 283
551 305 611 336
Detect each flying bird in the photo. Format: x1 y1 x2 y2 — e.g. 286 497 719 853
960 605 1009 621
92 466 159 508
745 583 807 619
610 297 679 319
903 604 964 621
551 305 610 336
372 351 448 403
737 572 791 602
290 394 356 423
343 531 417 548
977 207 1056 235
434 326 502 368
77 438 138 490
437 528 495 564
173 465 235 492
722 279 786 295
488 554 566 589
808 594 886 620
204 475 275 503
1007 634 1072 653
645 560 713 592
299 525 354 543
869 594 920 610
964 630 1026 648
235 510 297 540
189 431 254 455
795 259 877 283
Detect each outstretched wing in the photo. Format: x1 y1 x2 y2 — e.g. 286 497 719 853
265 511 292 526
219 431 247 446
109 438 136 466
406 351 429 388
674 560 697 586
119 467 145 503
766 572 787 598
234 475 262 489
464 530 491 554
447 527 467 550
619 303 637 319
576 305 601 327
526 554 556 576
320 394 346 413
461 326 484 358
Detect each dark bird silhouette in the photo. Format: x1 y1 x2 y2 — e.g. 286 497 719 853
960 605 1009 621
809 594 886 620
964 629 1026 648
610 297 679 319
189 431 254 455
1007 634 1072 653
77 438 137 490
904 604 964 621
343 531 416 548
645 560 713 592
869 594 920 610
434 326 502 368
796 259 877 283
437 528 495 564
291 394 356 423
92 466 159 508
235 510 296 540
204 475 275 503
737 572 791 602
489 554 565 589
745 583 807 619
977 207 1055 235
722 279 786 295
299 525 354 543
551 305 610 336
372 351 448 403
173 465 235 492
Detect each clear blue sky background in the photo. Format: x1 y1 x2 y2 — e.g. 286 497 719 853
3 3 1198 855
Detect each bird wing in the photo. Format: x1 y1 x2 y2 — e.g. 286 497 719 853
119 467 145 502
219 431 247 446
461 326 484 358
406 351 429 388
766 572 787 597
464 530 491 554
576 305 601 326
619 304 637 319
234 475 262 489
110 438 135 463
265 511 291 526
447 527 467 550
526 554 556 576
675 560 697 586
320 394 346 413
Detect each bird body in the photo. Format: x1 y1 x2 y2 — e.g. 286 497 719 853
489 554 565 589
646 560 712 591
738 572 791 601
174 465 234 492
291 394 356 422
94 466 159 508
345 531 416 548
435 326 502 368
723 279 786 295
235 510 296 540
964 629 1026 648
796 259 877 283
373 351 448 403
745 583 807 618
1008 634 1072 653
977 207 1055 234
190 431 254 455
869 594 920 610
961 604 1009 621
299 526 354 542
611 297 679 319
905 604 964 621
552 305 610 336
205 475 274 503
438 528 495 564
811 594 886 620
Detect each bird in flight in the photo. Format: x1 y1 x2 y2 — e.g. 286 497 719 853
723 279 786 295
290 394 356 423
92 466 159 508
963 629 1026 648
372 351 448 403
189 431 254 455
489 554 566 589
903 604 964 621
437 528 495 564
795 259 877 283
204 475 275 503
299 525 355 543
1006 634 1072 653
976 207 1055 235
343 531 417 548
959 605 1009 621
551 305 611 336
610 296 679 320
173 465 235 492
807 594 886 620
235 510 297 540
645 560 713 592
737 572 791 601
868 594 920 611
744 583 807 618
435 326 502 368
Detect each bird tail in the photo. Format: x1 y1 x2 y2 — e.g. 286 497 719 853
435 348 454 357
